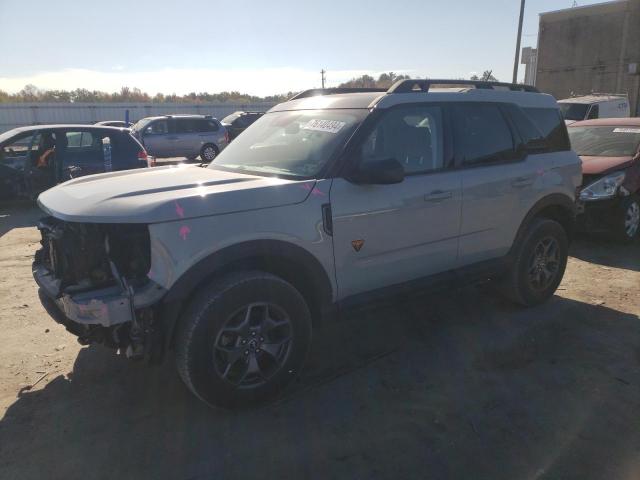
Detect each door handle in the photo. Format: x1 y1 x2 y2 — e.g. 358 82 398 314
167 136 179 141
424 190 453 202
511 175 534 188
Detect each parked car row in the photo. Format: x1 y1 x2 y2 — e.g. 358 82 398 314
0 110 266 199
0 125 148 200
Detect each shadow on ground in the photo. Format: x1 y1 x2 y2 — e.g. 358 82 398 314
2 286 639 480
0 201 41 239
570 236 640 272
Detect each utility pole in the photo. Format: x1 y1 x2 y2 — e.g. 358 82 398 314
512 0 526 83
321 69 326 88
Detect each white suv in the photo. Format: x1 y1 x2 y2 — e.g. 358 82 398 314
33 79 582 408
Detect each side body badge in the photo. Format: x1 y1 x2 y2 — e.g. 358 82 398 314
351 239 365 252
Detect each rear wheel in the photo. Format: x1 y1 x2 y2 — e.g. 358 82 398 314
175 271 312 409
498 218 569 306
615 194 640 243
199 144 219 162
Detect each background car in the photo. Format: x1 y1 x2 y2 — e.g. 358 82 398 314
221 111 264 140
568 118 640 242
0 125 148 199
95 120 133 128
559 94 630 125
130 114 228 161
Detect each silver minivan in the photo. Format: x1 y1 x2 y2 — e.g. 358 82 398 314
131 114 229 161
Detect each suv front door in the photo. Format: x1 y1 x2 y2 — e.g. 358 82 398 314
141 119 174 157
330 104 462 300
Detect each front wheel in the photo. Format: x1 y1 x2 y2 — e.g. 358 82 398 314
498 218 569 306
175 271 312 409
616 194 640 243
199 144 219 162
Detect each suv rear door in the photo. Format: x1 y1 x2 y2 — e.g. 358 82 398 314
330 104 462 299
453 103 533 265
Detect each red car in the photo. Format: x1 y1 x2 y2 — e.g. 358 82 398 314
568 118 640 242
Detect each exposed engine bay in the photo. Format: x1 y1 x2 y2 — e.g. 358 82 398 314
33 217 165 361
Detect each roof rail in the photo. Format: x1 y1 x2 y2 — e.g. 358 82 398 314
387 79 540 94
289 87 387 101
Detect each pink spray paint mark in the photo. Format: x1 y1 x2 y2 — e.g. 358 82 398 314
301 183 326 197
174 200 185 218
179 225 191 241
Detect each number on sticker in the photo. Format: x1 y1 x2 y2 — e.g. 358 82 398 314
301 119 346 134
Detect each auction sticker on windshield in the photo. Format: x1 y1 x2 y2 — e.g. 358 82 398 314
302 119 346 134
613 128 640 134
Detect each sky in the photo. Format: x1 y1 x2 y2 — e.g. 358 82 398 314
0 0 608 96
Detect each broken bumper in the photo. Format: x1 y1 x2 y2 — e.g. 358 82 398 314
576 198 621 233
33 262 167 327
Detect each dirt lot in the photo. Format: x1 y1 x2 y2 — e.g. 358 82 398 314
1 202 639 480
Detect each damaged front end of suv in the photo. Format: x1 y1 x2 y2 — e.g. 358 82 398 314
33 217 166 360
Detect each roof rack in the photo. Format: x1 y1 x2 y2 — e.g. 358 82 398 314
289 87 387 101
387 79 539 94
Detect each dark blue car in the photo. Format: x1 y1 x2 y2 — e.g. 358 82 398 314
0 125 149 199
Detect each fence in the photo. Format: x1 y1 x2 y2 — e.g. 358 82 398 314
0 102 276 133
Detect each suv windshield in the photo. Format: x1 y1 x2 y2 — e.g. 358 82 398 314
209 109 367 178
559 103 589 121
568 126 640 156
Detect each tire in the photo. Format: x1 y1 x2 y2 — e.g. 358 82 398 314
199 144 219 162
615 194 640 243
175 271 312 409
498 218 569 306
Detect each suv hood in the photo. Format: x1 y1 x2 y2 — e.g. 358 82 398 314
580 155 636 175
38 165 314 223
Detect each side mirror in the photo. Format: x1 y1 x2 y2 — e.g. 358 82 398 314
350 158 405 185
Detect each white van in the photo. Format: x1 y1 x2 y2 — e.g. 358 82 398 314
558 94 630 124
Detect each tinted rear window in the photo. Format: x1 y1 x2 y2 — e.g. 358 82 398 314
523 108 570 152
452 104 516 166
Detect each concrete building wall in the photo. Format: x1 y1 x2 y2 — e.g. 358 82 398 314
536 0 640 114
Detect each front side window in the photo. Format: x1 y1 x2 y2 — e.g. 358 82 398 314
568 126 640 156
145 120 168 135
452 104 515 166
210 109 367 178
0 132 39 170
361 105 444 174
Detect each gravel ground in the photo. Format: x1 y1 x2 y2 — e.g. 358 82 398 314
0 202 639 480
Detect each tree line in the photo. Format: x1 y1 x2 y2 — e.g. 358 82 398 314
0 71 499 103
0 85 291 104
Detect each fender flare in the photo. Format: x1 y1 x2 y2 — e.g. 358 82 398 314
163 239 334 306
509 193 577 255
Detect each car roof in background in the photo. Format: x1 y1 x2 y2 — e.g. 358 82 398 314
559 95 627 104
568 118 640 127
6 124 131 134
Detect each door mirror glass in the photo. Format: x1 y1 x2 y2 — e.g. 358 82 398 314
350 158 405 185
